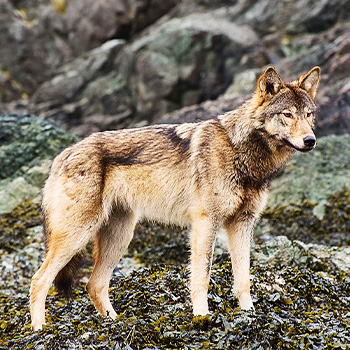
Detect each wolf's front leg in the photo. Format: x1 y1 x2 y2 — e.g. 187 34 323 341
225 212 258 311
190 212 217 316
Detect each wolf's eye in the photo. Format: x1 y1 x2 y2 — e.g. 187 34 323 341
306 112 313 118
283 112 293 118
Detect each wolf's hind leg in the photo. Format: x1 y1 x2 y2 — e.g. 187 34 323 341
87 207 138 319
190 211 217 316
30 223 99 331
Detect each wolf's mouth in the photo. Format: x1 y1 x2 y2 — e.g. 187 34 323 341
282 138 315 153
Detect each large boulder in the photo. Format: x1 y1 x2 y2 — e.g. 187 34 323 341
2 0 349 137
29 39 126 135
30 12 267 135
0 0 179 97
162 26 350 137
268 134 350 209
236 0 350 35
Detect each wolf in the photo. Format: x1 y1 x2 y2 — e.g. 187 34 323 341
30 66 320 331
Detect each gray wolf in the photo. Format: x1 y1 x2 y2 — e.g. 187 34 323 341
30 66 320 331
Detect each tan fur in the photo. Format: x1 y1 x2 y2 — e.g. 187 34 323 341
30 66 320 331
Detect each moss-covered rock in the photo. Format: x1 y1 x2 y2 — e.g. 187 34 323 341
268 135 350 210
0 114 78 213
0 114 77 180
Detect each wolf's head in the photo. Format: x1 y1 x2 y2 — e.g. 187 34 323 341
256 66 320 152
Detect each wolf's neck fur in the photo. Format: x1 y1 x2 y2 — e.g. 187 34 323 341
219 94 265 144
218 94 294 187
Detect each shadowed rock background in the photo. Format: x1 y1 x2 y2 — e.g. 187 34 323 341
1 0 350 136
1 0 350 349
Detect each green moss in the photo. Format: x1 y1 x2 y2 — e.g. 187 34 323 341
257 189 350 246
0 199 41 252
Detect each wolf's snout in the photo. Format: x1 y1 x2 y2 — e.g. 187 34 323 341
303 135 316 148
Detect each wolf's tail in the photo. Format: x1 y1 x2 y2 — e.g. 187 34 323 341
54 253 83 297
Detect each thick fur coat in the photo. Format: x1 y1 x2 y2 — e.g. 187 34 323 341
30 66 320 331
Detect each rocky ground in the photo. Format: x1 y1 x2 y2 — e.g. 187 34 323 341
1 0 350 349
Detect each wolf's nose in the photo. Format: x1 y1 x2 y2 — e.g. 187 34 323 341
303 135 316 148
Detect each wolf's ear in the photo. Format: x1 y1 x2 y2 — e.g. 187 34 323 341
298 67 320 100
257 66 285 99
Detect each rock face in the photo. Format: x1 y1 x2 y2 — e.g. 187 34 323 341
30 12 267 134
268 134 350 209
0 0 179 96
1 0 349 136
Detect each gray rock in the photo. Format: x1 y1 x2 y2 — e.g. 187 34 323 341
29 11 267 135
158 93 247 125
238 0 350 35
2 0 349 137
0 1 71 94
30 39 126 134
0 0 179 96
252 235 350 276
163 23 350 137
225 69 261 96
0 175 44 214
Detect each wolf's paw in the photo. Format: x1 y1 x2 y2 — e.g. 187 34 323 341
238 292 255 311
105 308 117 320
192 304 209 316
31 320 45 332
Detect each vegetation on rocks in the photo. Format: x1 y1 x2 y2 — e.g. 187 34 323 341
1 189 350 348
0 114 77 180
257 189 350 247
0 199 41 253
128 222 190 266
1 254 349 349
0 114 77 213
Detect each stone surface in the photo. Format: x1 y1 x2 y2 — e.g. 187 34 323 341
0 0 179 96
267 134 350 209
29 11 267 135
252 235 350 275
